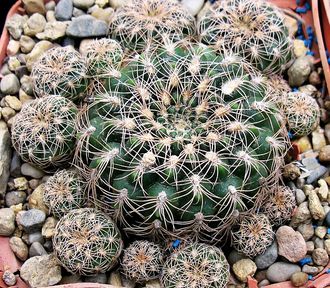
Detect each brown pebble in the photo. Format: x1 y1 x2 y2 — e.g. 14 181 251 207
282 163 301 180
291 271 308 287
309 71 321 86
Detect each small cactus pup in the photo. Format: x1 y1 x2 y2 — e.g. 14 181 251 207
11 96 78 171
31 46 88 101
282 92 320 137
53 208 123 275
198 0 294 74
231 213 274 258
161 242 229 288
75 42 289 243
108 0 196 51
121 240 163 283
43 169 88 219
267 75 291 109
262 186 296 227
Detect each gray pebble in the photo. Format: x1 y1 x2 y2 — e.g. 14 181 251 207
84 274 107 284
21 163 45 179
255 241 278 270
66 15 108 37
16 209 46 233
0 208 16 236
0 73 20 94
55 0 73 20
295 189 306 205
2 270 16 286
29 241 47 257
5 191 27 207
10 152 21 177
306 166 328 184
28 231 44 245
266 262 301 283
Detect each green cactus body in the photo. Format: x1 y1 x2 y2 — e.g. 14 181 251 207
11 96 78 171
75 40 288 243
198 0 294 75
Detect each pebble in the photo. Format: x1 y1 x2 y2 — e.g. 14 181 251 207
22 0 46 15
55 0 73 20
291 272 308 287
293 39 308 58
306 165 328 184
60 275 82 284
315 226 327 239
259 279 270 287
28 231 44 244
21 163 45 179
325 211 330 227
312 248 329 266
282 163 301 180
19 35 36 54
276 226 307 262
16 209 46 233
5 14 26 40
9 236 29 261
232 259 257 283
109 0 124 8
227 249 247 265
2 270 17 286
316 179 329 201
255 241 278 270
20 75 33 95
29 179 40 190
19 89 34 104
291 202 312 227
309 190 326 220
5 191 27 207
145 279 161 288
73 7 86 17
324 239 330 255
295 136 313 153
1 64 11 76
7 40 20 56
66 15 108 37
284 14 298 37
312 129 326 151
0 74 20 94
46 10 56 22
297 223 314 241
42 217 57 238
23 13 47 37
14 177 28 190
319 145 330 163
29 184 49 213
1 107 15 122
306 241 315 254
309 71 321 86
73 0 95 9
36 21 67 41
44 240 53 252
266 262 301 283
0 122 12 195
108 271 122 286
20 254 62 287
95 0 108 8
0 208 16 236
288 56 314 87
181 0 204 16
26 40 55 71
45 1 56 10
29 241 47 257
295 189 306 205
4 96 22 111
8 56 21 72
302 264 319 275
91 7 113 23
84 274 107 284
314 237 325 249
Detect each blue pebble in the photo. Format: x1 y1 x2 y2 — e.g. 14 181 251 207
298 35 305 40
298 257 312 266
308 275 313 280
305 2 311 10
172 239 181 248
292 87 299 92
288 131 294 139
327 58 330 65
306 51 315 56
296 7 308 13
296 0 301 4
326 50 330 57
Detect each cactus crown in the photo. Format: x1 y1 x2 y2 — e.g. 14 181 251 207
161 242 229 288
53 208 123 275
109 0 196 51
44 169 88 219
11 96 78 171
198 0 293 74
121 240 163 282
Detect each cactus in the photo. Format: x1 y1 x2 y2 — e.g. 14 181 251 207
231 213 274 257
198 0 294 74
31 47 87 101
74 41 289 243
108 0 196 51
267 75 291 109
161 242 229 288
262 186 296 226
53 208 123 275
43 169 88 219
11 96 78 171
121 240 163 282
283 92 320 136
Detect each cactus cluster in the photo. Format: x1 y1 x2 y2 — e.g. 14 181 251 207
198 0 294 74
11 96 78 171
161 242 229 288
44 169 88 219
74 40 289 243
121 240 163 282
53 208 123 275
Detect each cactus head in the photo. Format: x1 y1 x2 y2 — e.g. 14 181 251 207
11 96 78 171
109 0 196 51
43 169 88 219
121 240 163 283
231 213 274 257
198 0 294 74
53 208 123 275
161 242 229 288
31 47 87 101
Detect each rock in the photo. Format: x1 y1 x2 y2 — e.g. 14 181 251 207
20 254 62 287
2 270 17 286
29 241 47 257
45 1 56 10
14 177 28 190
309 71 321 86
44 240 53 252
291 202 312 227
0 122 12 195
295 189 306 205
8 56 21 72
276 225 307 262
284 15 298 37
22 0 46 15
109 0 124 8
259 279 270 287
73 0 95 9
302 264 319 275
36 21 67 41
294 136 312 153
315 226 327 239
197 1 211 22
16 209 46 233
282 163 301 180
297 223 314 241
60 275 82 284
314 237 325 249
227 249 247 265
4 96 22 111
1 107 16 122
325 211 330 227
1 74 20 94
309 190 326 220
306 165 328 184
91 7 114 23
29 184 49 214
316 179 329 201
7 40 20 56
73 7 86 17
29 179 40 190
306 241 315 254
95 0 108 8
26 40 55 71
55 0 73 20
312 129 326 151
21 163 45 179
255 241 278 270
23 13 47 37
1 64 11 76
5 14 26 40
108 271 122 286
84 274 107 284
293 39 308 58
181 0 204 16
5 191 27 207
66 15 108 37
0 208 16 236
19 89 34 104
20 75 33 95
312 248 329 266
319 145 330 162
291 272 308 287
145 279 161 288
42 217 57 238
288 56 313 87
46 10 56 22
28 232 44 244
9 236 28 261
267 262 301 283
19 35 35 54
232 259 257 283
324 239 330 255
